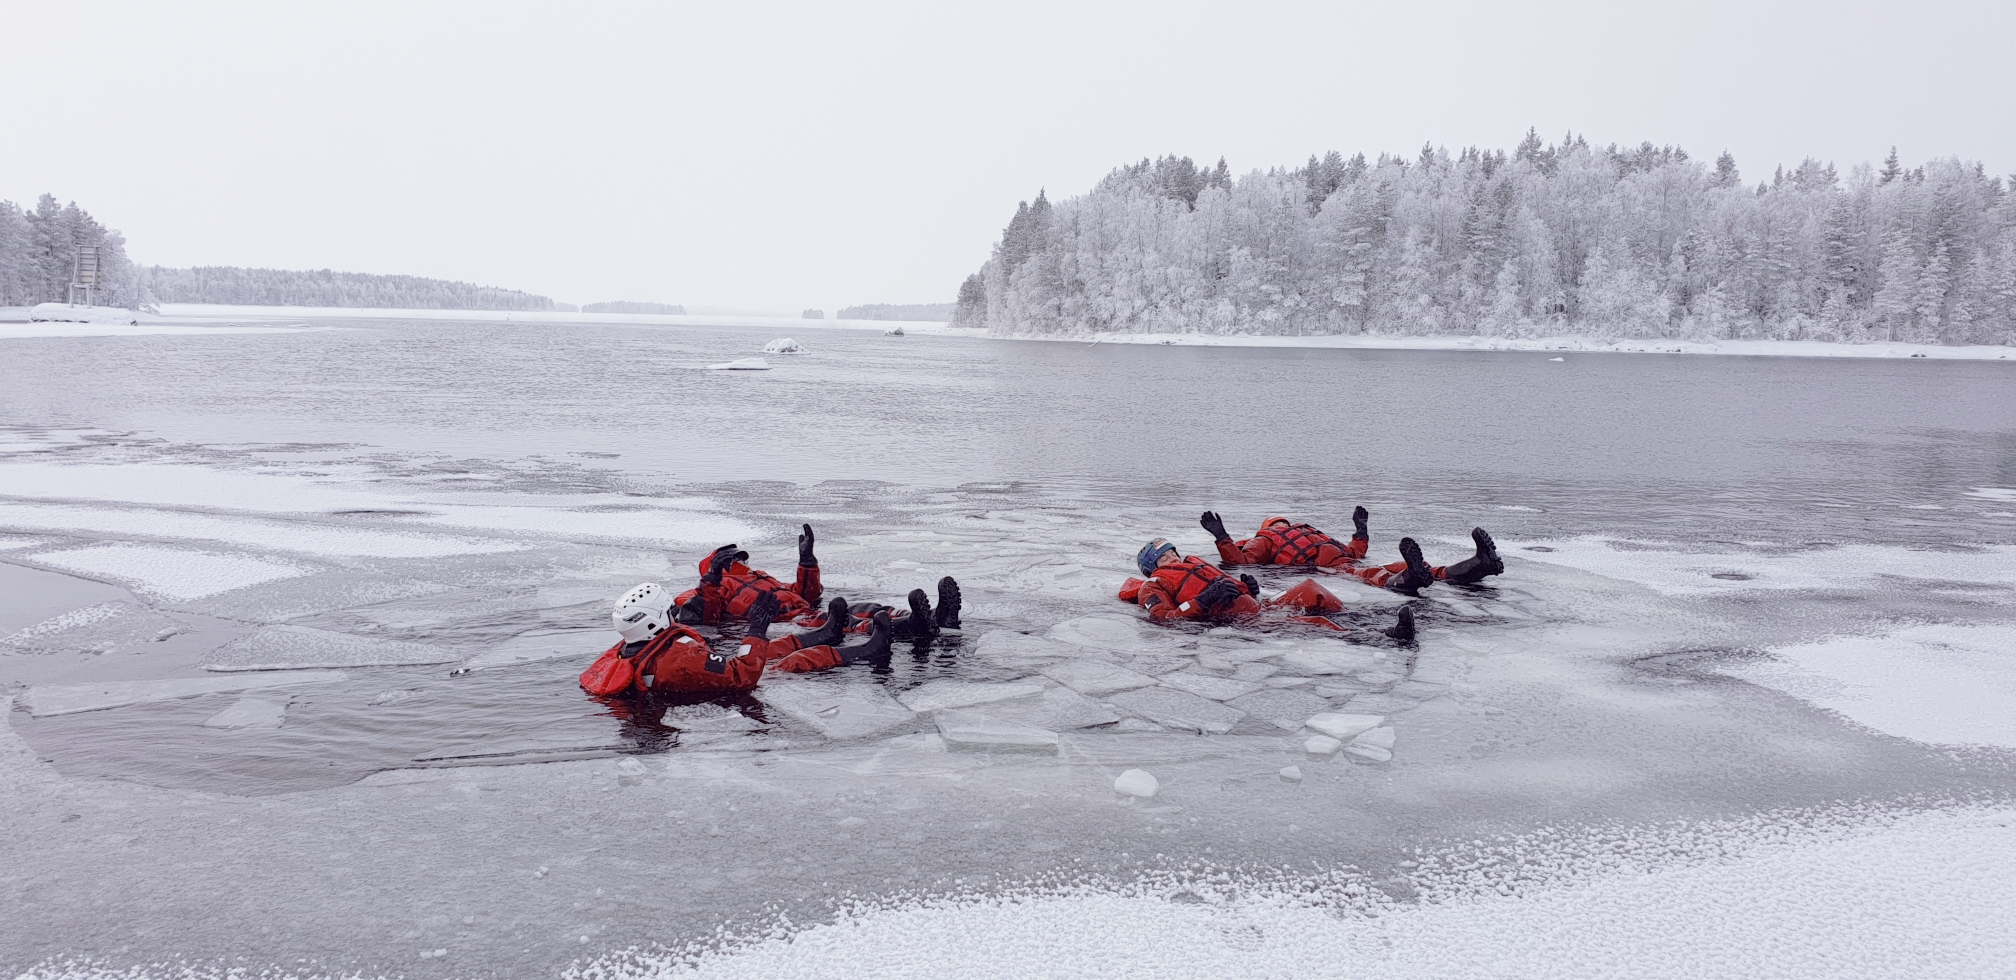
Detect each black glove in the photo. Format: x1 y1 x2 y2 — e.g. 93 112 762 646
798 523 817 566
1197 577 1240 614
703 544 739 585
1199 510 1229 542
1239 573 1262 599
1352 506 1369 539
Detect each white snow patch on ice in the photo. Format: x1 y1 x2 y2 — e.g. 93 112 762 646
1508 536 2016 596
0 502 523 558
30 545 306 600
588 805 2016 980
1723 623 2016 747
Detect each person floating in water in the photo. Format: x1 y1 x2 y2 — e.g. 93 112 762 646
1119 538 1415 641
581 583 893 697
1201 508 1502 594
672 526 961 640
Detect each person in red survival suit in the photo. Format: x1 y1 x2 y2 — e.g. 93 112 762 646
672 526 964 641
1201 508 1503 594
581 582 893 698
1117 538 1416 640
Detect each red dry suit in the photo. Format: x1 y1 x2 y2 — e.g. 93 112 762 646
1117 556 1348 630
1216 522 1446 589
578 625 847 697
673 557 823 625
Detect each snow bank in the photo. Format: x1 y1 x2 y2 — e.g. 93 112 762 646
1724 623 2016 747
575 804 2016 980
28 303 138 325
1005 330 2016 361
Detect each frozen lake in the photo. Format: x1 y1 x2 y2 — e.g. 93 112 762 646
3 319 2015 978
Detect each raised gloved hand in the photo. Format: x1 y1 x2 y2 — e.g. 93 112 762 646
1197 577 1240 614
1199 510 1230 542
1352 506 1370 539
703 543 740 585
798 524 817 566
1239 573 1262 599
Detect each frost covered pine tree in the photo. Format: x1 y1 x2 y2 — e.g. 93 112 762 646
954 139 2016 346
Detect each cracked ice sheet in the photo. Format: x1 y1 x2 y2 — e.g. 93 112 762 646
0 501 524 558
1504 536 2016 596
595 805 2016 980
28 544 306 600
1723 623 2016 747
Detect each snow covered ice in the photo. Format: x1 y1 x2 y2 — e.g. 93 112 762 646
3 318 2016 978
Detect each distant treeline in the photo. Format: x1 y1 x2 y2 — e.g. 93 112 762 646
839 302 955 321
141 266 557 310
580 300 686 315
956 134 2016 345
0 195 136 306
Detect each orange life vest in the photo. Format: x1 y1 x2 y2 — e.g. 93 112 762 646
578 626 721 696
1148 556 1237 611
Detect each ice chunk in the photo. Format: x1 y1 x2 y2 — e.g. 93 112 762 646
964 686 1121 731
1047 615 1152 651
1304 712 1384 741
1304 735 1343 756
1337 693 1416 715
1041 660 1156 696
706 357 771 370
1113 768 1158 798
1 600 181 655
22 671 346 717
1231 662 1280 682
758 677 916 740
201 697 286 730
1107 687 1246 735
972 630 1071 663
1157 671 1262 702
1352 726 1397 750
458 629 605 672
934 710 1059 755
1127 655 1190 676
1227 689 1330 731
30 544 305 600
1279 765 1302 782
896 679 1044 713
1263 676 1312 688
1279 648 1379 675
204 625 454 671
761 338 803 354
1344 742 1393 763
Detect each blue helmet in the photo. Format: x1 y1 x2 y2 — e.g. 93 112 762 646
1137 538 1178 576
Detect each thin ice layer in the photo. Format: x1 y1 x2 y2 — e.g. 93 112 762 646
1723 623 2016 747
29 544 306 600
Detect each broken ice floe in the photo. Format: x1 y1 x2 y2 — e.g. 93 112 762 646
457 629 604 672
895 679 1045 713
758 677 916 740
1304 712 1384 741
1279 765 1303 782
201 697 287 729
1156 671 1262 702
1304 734 1343 756
972 630 1073 663
1344 726 1397 763
1227 689 1330 731
762 338 803 354
1106 687 1245 734
204 625 455 671
21 670 346 717
28 544 307 600
934 710 1059 755
961 685 1121 731
0 600 183 655
1041 660 1156 697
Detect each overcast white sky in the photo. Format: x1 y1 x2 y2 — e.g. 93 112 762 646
4 1 2010 312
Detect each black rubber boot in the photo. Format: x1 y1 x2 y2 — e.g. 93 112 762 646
1388 537 1435 595
1385 606 1416 643
796 596 851 648
1442 528 1504 584
904 588 938 639
839 610 895 664
744 591 781 640
935 576 962 629
1352 505 1369 542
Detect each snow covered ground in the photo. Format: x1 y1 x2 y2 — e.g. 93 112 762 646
2 317 2013 977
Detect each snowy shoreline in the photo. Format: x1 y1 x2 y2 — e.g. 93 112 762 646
993 329 2016 361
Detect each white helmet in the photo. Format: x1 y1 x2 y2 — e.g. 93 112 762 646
612 582 674 643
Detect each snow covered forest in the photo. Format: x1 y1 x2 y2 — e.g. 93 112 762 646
839 302 957 321
0 195 137 307
953 134 2016 344
139 266 557 310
